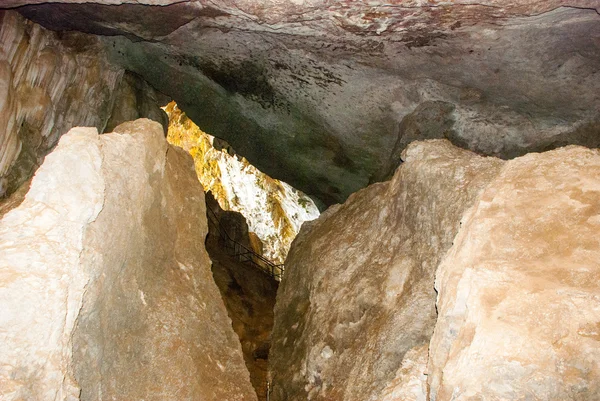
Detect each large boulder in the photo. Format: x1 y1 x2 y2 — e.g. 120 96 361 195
269 140 503 400
428 145 600 400
0 119 257 401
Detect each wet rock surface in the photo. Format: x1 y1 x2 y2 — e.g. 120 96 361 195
428 145 600 400
269 140 503 401
10 1 600 205
0 119 257 401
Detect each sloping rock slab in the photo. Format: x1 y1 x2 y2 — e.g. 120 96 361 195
0 119 256 401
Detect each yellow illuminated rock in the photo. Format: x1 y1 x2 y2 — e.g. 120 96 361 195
164 101 319 264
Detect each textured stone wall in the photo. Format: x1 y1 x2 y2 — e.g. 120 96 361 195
428 146 600 400
205 195 279 400
0 11 169 201
0 119 256 401
13 2 600 206
270 139 600 400
0 11 122 198
269 140 503 401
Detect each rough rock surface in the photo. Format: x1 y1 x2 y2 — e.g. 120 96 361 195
166 101 320 264
105 70 169 134
0 119 257 401
0 11 122 198
428 146 600 400
0 11 169 201
206 195 279 400
269 140 503 401
13 1 600 205
379 344 428 401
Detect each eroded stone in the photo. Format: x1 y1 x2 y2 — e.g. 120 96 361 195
428 145 600 400
12 2 600 205
269 139 503 400
0 119 257 401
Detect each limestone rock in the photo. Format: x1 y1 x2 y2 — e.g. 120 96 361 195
0 119 257 401
0 11 122 198
14 2 600 205
269 140 503 401
428 146 600 400
379 344 428 401
165 101 320 264
374 101 461 182
0 12 169 203
104 70 169 134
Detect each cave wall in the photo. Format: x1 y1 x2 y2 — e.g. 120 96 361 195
0 11 168 201
269 140 503 400
105 70 169 134
0 119 257 401
0 10 121 198
8 1 600 205
270 140 600 400
428 145 600 400
205 193 279 400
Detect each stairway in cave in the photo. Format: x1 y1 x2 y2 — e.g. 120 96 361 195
204 192 279 401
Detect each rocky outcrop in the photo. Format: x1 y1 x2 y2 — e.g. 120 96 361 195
12 1 600 205
269 140 503 401
271 139 600 400
0 119 256 401
205 196 278 400
428 146 600 400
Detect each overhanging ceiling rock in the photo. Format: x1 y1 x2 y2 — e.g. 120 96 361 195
9 1 600 205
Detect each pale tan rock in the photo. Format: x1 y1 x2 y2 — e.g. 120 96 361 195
0 119 257 401
0 126 105 400
428 146 600 400
269 140 503 401
380 344 428 401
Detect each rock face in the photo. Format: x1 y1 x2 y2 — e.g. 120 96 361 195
271 139 600 400
0 11 122 198
165 101 320 264
12 1 600 205
0 11 168 201
206 195 279 400
0 119 257 401
105 70 169 134
428 146 600 400
269 140 503 401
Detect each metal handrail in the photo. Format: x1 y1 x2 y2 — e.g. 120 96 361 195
206 204 284 280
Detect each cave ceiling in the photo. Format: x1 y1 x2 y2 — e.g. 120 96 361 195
5 1 600 205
